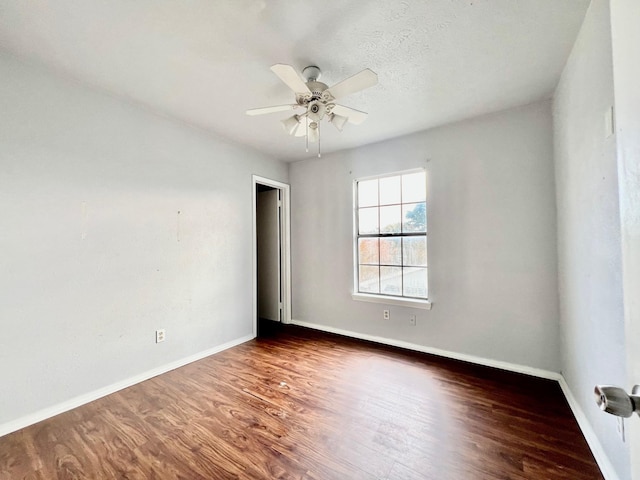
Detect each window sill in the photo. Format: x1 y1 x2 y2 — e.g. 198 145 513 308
351 293 432 310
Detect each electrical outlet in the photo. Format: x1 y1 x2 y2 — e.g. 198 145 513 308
383 309 390 320
617 417 625 442
156 329 166 343
409 315 417 326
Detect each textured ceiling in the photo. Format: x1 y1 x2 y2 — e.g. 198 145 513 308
0 0 590 161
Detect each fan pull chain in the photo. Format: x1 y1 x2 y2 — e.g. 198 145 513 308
317 121 321 158
305 119 309 153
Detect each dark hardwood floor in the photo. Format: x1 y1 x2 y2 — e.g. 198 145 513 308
0 325 603 479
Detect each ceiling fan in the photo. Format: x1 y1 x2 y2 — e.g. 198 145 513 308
246 64 378 157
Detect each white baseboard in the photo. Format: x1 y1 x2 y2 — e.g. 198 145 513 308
0 334 254 438
290 319 560 380
558 377 621 480
290 319 620 480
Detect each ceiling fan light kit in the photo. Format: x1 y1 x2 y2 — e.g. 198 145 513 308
281 115 301 135
246 64 378 157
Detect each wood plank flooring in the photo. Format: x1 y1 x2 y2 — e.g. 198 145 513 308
0 325 603 479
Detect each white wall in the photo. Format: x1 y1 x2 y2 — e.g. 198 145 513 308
0 52 287 430
553 0 629 478
290 100 560 372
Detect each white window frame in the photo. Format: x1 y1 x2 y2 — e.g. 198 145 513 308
352 169 432 310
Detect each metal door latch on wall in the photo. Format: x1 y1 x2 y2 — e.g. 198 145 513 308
595 385 640 417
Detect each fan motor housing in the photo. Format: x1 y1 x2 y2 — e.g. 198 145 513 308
297 80 331 106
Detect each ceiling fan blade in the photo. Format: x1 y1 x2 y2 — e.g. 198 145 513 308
246 104 300 116
331 104 368 125
270 64 311 94
326 68 378 100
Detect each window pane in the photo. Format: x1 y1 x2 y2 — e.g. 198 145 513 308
358 238 379 265
358 207 379 234
402 202 426 233
380 237 401 265
403 237 427 267
403 267 428 298
358 179 378 207
359 265 379 293
380 205 401 233
379 175 401 206
380 266 402 296
402 172 426 203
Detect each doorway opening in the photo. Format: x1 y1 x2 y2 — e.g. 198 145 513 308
252 175 291 338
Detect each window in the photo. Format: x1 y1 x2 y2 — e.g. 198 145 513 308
355 171 428 302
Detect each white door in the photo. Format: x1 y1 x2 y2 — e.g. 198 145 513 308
610 0 640 476
256 188 281 322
